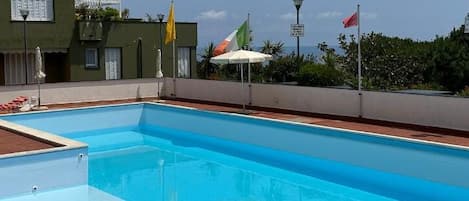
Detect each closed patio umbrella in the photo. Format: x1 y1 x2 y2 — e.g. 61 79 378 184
35 47 46 107
156 49 164 98
210 50 272 112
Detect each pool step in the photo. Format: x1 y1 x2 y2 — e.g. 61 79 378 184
75 131 144 153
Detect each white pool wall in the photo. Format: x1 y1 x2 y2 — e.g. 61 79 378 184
0 148 88 198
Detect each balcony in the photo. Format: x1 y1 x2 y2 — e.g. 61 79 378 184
78 21 103 41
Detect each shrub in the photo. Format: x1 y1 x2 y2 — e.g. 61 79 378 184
409 83 445 91
457 86 469 97
297 63 344 87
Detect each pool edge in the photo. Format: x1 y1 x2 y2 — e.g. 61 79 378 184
145 101 469 152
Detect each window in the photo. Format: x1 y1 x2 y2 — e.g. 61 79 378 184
105 48 121 80
177 47 191 78
11 0 54 21
85 48 98 68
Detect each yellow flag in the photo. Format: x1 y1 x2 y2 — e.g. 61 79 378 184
165 2 176 44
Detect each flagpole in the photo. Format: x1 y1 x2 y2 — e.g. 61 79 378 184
171 0 177 97
357 4 363 118
172 40 176 97
247 13 252 105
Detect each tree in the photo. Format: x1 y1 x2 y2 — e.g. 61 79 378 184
122 8 130 19
145 13 157 22
260 40 284 58
426 26 469 91
197 43 217 79
317 42 338 68
263 53 308 83
338 32 430 90
297 63 344 87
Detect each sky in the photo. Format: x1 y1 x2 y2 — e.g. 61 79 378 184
123 0 469 47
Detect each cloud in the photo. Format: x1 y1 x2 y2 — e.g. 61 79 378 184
362 12 378 20
280 12 303 21
316 11 343 19
196 10 227 20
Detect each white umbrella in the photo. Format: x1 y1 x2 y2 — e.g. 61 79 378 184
35 47 46 107
210 50 272 112
35 47 46 79
156 49 163 79
210 50 272 64
156 49 164 98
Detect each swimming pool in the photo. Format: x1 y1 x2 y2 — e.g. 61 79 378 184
1 103 469 201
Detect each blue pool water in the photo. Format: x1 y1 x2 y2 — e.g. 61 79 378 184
86 130 392 201
2 103 469 201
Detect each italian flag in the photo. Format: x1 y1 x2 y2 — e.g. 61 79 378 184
214 20 249 56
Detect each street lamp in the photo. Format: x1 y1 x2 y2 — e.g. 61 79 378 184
293 0 303 71
157 14 165 54
20 9 29 85
156 14 164 99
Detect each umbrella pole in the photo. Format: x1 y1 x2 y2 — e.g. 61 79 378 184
157 78 160 98
37 78 41 107
248 63 251 105
240 64 246 112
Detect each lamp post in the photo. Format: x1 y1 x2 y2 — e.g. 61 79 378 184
20 9 29 85
293 0 303 71
157 14 164 99
157 14 165 55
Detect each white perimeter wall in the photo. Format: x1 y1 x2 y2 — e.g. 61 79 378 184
1 78 468 131
0 79 163 104
363 91 469 132
168 78 469 131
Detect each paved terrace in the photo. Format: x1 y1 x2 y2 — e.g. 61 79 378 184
1 98 469 155
0 129 56 155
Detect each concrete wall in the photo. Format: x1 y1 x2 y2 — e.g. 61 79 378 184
167 78 359 117
165 78 245 104
363 91 469 131
252 84 359 117
0 78 162 104
1 78 468 131
168 78 469 131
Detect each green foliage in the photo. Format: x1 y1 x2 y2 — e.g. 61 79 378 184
260 40 284 58
217 64 248 81
145 13 157 22
409 83 445 91
317 42 338 68
426 26 469 91
75 5 122 21
196 43 217 79
297 63 344 87
263 53 306 83
337 26 469 92
338 32 430 90
457 86 469 97
121 9 130 19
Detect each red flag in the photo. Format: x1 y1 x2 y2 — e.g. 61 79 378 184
343 12 358 28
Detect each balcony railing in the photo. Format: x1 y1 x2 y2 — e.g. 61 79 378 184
75 0 121 7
